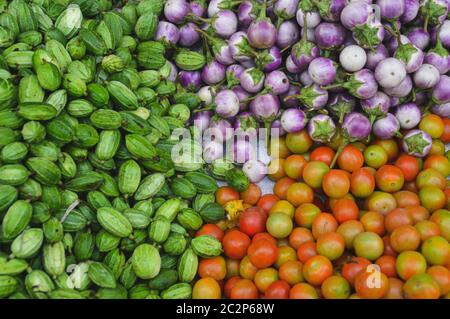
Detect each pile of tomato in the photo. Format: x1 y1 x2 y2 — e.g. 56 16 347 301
191 116 450 299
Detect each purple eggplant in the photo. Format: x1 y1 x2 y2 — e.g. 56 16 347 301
314 22 347 50
365 44 389 70
243 160 267 183
155 21 180 44
325 68 378 99
215 89 240 118
413 63 440 88
438 19 450 48
299 70 314 86
231 138 256 163
164 0 191 25
374 57 407 89
296 8 321 29
395 103 421 129
276 20 300 49
178 71 202 91
407 28 430 50
234 112 258 135
340 1 373 30
402 129 432 157
201 59 226 85
339 44 367 72
281 85 301 108
376 0 405 20
211 9 238 38
431 102 450 117
432 74 450 103
273 0 299 23
271 119 287 137
401 0 420 23
360 91 391 124
228 31 253 62
327 93 356 124
264 70 290 95
280 108 307 133
286 54 302 73
308 57 337 86
190 0 206 17
179 23 200 47
373 113 401 139
307 114 337 143
247 0 277 49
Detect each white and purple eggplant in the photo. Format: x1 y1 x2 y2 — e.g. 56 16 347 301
285 84 329 110
360 91 391 124
308 57 338 86
327 93 356 124
395 103 422 129
314 22 347 50
247 0 277 48
432 74 450 104
307 114 337 143
240 67 265 93
214 89 240 118
373 113 402 139
280 108 307 133
402 129 433 157
374 57 407 88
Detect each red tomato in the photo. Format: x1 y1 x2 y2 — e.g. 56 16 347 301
230 279 259 299
331 198 359 223
376 255 397 277
224 276 241 298
342 257 371 286
375 165 405 193
395 154 420 182
215 186 240 206
337 144 364 172
239 207 267 237
310 146 335 166
296 241 317 263
264 280 290 299
257 194 280 213
240 183 261 205
247 239 279 269
222 229 251 260
196 224 225 241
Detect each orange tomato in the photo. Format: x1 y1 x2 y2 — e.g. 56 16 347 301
350 167 376 198
427 265 450 296
441 117 450 143
354 267 389 299
215 186 240 206
310 146 335 166
331 198 359 223
384 278 404 299
279 260 304 285
395 154 420 182
273 177 295 199
267 158 286 181
296 241 318 263
226 258 240 278
337 220 365 249
224 276 241 298
240 183 261 205
265 280 290 299
254 268 279 293
374 139 399 162
247 239 279 269
302 161 330 189
270 136 291 159
274 245 297 268
405 205 430 223
376 255 397 277
193 277 222 299
316 232 346 261
222 229 251 260
393 190 420 208
294 203 321 228
289 227 314 250
360 211 385 235
375 165 405 193
312 213 338 239
423 155 450 177
337 144 364 172
303 255 333 286
269 200 295 218
286 182 314 206
285 129 313 154
289 283 319 299
322 169 350 198
196 224 225 241
385 208 414 233
239 256 259 280
283 154 308 180
230 279 259 299
198 256 227 280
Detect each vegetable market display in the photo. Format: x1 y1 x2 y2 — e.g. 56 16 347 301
0 0 448 300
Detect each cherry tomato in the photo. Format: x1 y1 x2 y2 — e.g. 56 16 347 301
331 198 359 223
385 208 413 233
302 255 333 286
302 161 330 189
390 225 421 253
316 232 345 261
375 165 405 193
365 191 397 215
269 200 295 218
257 194 279 213
375 255 397 277
222 229 251 260
294 203 321 228
427 265 450 296
224 276 240 298
215 186 240 206
270 136 292 159
396 251 427 281
240 183 261 205
337 220 365 249
311 213 338 239
406 205 431 224
353 232 384 261
230 279 259 299
337 144 364 172
423 155 450 177
384 278 404 299
265 280 290 299
441 117 450 143
274 245 297 268
421 235 450 266
395 154 420 182
360 211 385 235
310 146 335 166
350 167 376 198
429 139 446 156
226 258 240 278
266 212 293 239
239 207 267 237
321 275 351 299
286 182 314 206
394 190 420 208
273 177 295 199
193 277 222 299
285 129 313 154
419 114 444 138
254 268 279 293
252 232 278 246
279 260 304 285
283 154 308 180
296 241 318 263
374 139 399 162
415 220 441 241
289 227 314 250
342 257 371 286
416 168 446 190
419 186 446 212
364 145 388 168
196 224 225 241
267 158 286 181
289 283 319 299
354 266 389 299
403 274 440 299
247 239 278 269
239 256 258 280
